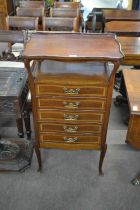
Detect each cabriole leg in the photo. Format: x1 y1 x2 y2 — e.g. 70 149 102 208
35 145 42 172
99 144 107 175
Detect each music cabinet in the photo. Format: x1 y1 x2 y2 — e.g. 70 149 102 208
23 33 123 174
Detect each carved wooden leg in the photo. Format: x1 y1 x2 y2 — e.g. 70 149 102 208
16 117 24 138
99 144 107 175
23 110 31 139
35 145 42 172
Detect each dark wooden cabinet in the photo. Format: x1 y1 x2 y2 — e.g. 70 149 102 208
23 33 123 174
0 64 31 138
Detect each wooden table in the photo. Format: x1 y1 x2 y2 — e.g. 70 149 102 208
23 33 123 174
103 9 140 22
123 69 140 149
118 36 140 66
105 21 140 36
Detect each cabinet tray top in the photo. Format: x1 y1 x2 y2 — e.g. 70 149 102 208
23 33 123 61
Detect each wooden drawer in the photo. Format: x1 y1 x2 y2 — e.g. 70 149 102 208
39 122 102 134
37 97 106 110
39 133 101 144
37 110 104 123
36 84 107 97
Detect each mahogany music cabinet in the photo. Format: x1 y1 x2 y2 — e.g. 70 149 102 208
23 33 123 174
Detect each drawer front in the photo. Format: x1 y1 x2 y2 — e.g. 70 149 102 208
37 110 104 123
39 133 101 144
37 97 106 110
39 122 102 134
36 84 107 97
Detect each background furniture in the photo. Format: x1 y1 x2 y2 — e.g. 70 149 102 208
50 8 80 18
6 16 39 30
50 7 81 26
0 0 14 29
42 17 79 31
16 7 45 24
19 0 45 8
0 63 30 138
103 9 140 22
23 33 123 174
105 21 140 36
0 30 31 138
54 1 80 9
118 36 140 66
0 30 24 45
121 69 140 149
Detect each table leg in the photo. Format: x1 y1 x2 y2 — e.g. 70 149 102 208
23 110 31 139
16 117 24 138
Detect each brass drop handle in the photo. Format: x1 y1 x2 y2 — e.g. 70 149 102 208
64 114 79 121
64 87 80 94
63 101 80 108
64 137 78 143
64 126 78 133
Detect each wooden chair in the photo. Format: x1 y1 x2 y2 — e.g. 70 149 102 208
54 2 80 9
50 8 80 18
0 30 24 44
50 8 80 26
19 1 45 8
42 17 79 32
6 16 39 30
16 7 45 23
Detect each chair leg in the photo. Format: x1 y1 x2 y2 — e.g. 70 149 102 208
99 144 107 175
23 110 31 139
16 117 24 138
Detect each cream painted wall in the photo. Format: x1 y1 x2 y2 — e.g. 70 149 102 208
73 0 132 10
128 0 132 10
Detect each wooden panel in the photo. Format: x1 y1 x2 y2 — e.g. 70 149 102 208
0 0 7 29
39 133 101 144
127 115 140 149
0 0 7 13
37 97 106 110
123 70 140 113
37 110 104 123
103 9 140 22
54 2 80 9
123 69 140 149
0 12 6 29
105 21 140 35
40 142 101 150
36 85 107 97
118 36 140 66
39 122 102 134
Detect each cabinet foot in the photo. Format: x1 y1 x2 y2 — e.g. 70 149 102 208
99 144 107 175
35 146 42 172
